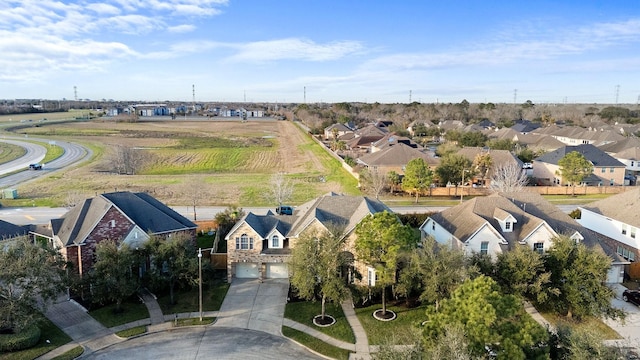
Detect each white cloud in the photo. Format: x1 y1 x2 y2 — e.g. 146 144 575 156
227 38 365 62
96 14 165 35
168 24 196 33
87 2 122 16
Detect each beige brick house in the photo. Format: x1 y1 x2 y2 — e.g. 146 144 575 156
225 193 391 284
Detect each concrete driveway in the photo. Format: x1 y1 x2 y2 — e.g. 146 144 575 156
85 327 323 360
213 278 289 336
604 284 640 351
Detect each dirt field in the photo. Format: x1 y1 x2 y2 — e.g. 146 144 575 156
14 119 355 206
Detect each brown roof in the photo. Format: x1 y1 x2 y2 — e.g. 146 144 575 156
583 187 640 228
358 142 439 169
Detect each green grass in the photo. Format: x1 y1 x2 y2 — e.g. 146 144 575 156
52 346 83 360
542 193 614 204
284 301 355 343
41 143 66 164
144 148 264 174
282 326 352 360
174 317 215 326
115 325 148 338
355 302 429 345
0 318 72 360
157 282 230 314
539 312 622 340
88 299 149 328
0 142 26 164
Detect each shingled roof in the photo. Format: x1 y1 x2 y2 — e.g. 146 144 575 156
582 187 640 229
358 142 439 169
535 144 625 167
54 192 197 246
0 220 29 240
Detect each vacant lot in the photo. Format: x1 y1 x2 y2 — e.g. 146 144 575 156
12 118 359 206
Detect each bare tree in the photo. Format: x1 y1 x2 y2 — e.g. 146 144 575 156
265 172 294 206
489 162 528 192
359 168 388 199
107 145 153 175
63 190 86 208
185 176 205 221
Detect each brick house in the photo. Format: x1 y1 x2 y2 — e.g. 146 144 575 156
34 191 197 277
225 193 391 285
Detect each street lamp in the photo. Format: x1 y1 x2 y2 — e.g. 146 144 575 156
198 248 203 322
460 169 470 204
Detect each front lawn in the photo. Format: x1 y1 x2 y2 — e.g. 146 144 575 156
355 302 428 345
0 318 72 360
158 282 229 314
284 301 355 343
282 326 352 360
539 312 622 340
88 299 149 328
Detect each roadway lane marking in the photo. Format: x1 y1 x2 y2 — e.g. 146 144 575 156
25 215 35 220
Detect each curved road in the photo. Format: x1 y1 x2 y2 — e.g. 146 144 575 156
85 327 323 360
0 138 90 188
0 139 47 174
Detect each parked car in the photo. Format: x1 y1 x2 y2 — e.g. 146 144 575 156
622 289 640 306
29 163 42 170
276 205 293 215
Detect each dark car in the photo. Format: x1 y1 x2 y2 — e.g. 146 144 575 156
29 163 42 170
275 205 293 215
622 289 640 306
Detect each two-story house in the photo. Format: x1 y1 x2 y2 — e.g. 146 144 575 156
225 193 391 284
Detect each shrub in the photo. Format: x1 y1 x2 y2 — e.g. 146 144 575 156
568 209 581 219
0 323 41 352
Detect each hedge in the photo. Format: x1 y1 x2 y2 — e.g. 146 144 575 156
0 324 41 352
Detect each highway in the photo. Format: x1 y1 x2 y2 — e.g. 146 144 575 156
0 137 91 188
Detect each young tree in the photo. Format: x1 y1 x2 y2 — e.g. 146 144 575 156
359 168 388 199
145 233 198 305
489 162 529 192
213 206 245 252
89 240 139 312
472 153 492 186
401 158 433 203
396 237 467 311
265 172 294 206
435 154 473 187
0 237 67 332
355 211 417 317
423 276 549 360
544 235 623 320
288 226 350 322
387 170 401 194
557 151 593 196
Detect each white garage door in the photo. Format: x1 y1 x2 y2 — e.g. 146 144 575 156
266 263 289 278
236 263 259 278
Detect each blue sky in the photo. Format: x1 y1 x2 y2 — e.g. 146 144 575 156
1 0 640 104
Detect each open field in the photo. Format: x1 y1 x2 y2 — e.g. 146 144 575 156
7 119 359 206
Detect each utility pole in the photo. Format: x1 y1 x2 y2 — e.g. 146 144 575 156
615 85 620 105
513 89 517 104
409 90 412 103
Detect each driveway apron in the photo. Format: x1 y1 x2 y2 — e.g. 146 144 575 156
44 294 113 345
214 278 288 336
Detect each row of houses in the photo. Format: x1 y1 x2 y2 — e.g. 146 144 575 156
105 105 265 118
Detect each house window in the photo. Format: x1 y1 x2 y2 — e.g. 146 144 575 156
632 161 635 167
631 228 636 239
630 252 636 262
271 235 279 248
367 267 377 287
505 222 511 230
432 221 435 231
533 242 544 254
622 224 628 235
236 234 254 250
601 168 606 173
480 241 489 255
109 219 116 228
610 168 615 173
617 246 624 256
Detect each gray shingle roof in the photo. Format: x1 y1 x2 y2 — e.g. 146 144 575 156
0 220 29 240
358 142 439 168
534 144 625 167
582 187 640 228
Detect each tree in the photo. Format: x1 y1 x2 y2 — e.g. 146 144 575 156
472 153 492 186
359 168 388 199
423 324 477 360
486 138 515 151
355 211 416 317
489 162 529 192
213 206 245 252
396 237 467 311
401 158 433 203
459 131 488 147
557 151 593 196
265 172 294 206
89 240 139 313
387 170 401 194
145 233 198 305
495 245 557 304
0 237 67 332
544 235 623 320
423 276 549 360
435 154 473 187
288 226 350 322
554 324 629 360
106 145 153 175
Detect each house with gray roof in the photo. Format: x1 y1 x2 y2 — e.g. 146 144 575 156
33 191 197 276
224 193 391 283
420 191 627 283
579 188 640 267
533 144 626 186
357 142 439 176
